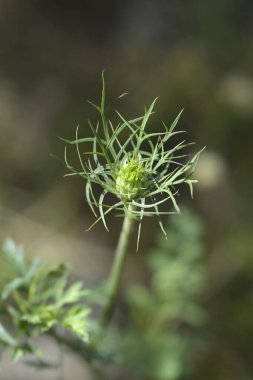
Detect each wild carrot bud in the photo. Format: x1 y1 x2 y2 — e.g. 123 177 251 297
116 157 148 201
63 73 204 248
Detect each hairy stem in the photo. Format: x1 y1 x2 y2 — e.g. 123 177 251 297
100 204 135 329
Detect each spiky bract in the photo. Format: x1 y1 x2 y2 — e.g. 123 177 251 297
63 74 203 249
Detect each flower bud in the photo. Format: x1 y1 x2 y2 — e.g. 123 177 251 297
116 157 148 201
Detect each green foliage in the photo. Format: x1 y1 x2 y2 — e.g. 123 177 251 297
118 208 206 380
0 78 205 377
0 238 90 361
63 74 203 248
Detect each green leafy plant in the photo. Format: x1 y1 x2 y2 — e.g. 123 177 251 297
0 75 204 379
63 74 203 332
0 238 90 361
63 74 202 244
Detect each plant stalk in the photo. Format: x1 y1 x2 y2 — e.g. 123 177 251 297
100 204 135 330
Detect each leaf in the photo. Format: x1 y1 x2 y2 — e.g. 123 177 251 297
62 305 90 341
86 180 98 217
99 190 109 231
25 257 43 281
1 278 25 300
168 109 184 133
56 282 88 307
2 238 26 275
118 92 128 99
0 322 17 347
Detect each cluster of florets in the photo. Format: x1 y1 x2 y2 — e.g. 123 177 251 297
116 157 149 201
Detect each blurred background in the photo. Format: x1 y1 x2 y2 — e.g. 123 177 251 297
0 0 253 379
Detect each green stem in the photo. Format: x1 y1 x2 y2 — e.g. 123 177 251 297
100 204 135 329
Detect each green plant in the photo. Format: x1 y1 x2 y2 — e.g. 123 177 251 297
63 74 203 333
64 75 202 243
0 76 204 379
0 238 90 362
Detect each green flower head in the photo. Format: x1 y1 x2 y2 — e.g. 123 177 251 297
116 156 148 201
63 74 203 248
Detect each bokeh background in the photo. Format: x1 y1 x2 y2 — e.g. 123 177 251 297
1 1 253 379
